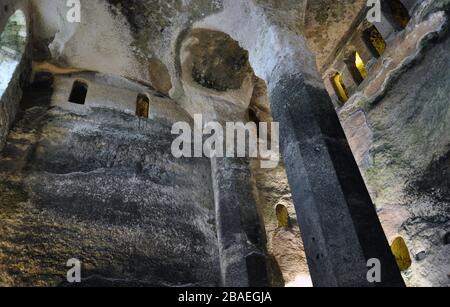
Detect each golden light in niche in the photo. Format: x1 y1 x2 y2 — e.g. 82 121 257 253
331 73 349 104
355 52 367 80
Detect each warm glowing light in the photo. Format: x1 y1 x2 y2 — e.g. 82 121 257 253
332 73 349 104
355 52 367 79
391 237 412 271
136 94 150 118
364 26 386 57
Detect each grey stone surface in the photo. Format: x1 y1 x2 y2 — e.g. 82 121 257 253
337 5 450 286
0 0 448 288
401 0 423 14
211 157 268 287
0 76 220 286
269 73 405 287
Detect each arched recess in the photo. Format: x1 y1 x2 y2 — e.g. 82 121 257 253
136 93 150 118
0 9 27 96
181 0 404 287
331 72 349 104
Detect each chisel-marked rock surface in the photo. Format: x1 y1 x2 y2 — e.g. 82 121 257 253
0 84 219 286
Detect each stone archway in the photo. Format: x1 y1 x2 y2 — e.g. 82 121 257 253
179 0 405 287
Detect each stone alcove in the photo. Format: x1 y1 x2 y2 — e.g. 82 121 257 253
176 0 404 285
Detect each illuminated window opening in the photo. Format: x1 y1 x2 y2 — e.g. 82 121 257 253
275 204 290 228
390 237 412 271
136 94 150 118
345 52 368 85
355 52 368 79
68 80 88 105
331 73 349 104
363 26 386 58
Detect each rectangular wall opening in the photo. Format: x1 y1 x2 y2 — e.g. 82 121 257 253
68 80 88 105
345 51 368 85
136 94 150 118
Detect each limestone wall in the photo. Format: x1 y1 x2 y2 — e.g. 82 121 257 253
0 72 220 286
51 72 192 126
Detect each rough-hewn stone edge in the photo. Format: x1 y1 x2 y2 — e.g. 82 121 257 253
0 0 32 152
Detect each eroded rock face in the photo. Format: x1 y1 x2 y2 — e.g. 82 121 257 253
0 76 220 287
0 0 448 287
337 4 450 287
403 150 450 287
189 30 252 92
304 0 368 71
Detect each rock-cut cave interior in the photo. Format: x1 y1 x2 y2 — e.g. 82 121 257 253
0 0 449 288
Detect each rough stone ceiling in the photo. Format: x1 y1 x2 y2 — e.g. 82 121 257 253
102 0 364 69
105 0 224 57
29 0 365 96
304 0 368 69
101 0 309 66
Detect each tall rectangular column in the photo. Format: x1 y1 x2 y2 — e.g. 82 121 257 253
211 157 268 287
268 74 405 287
